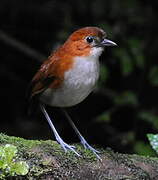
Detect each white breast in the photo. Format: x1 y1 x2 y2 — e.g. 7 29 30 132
40 47 103 107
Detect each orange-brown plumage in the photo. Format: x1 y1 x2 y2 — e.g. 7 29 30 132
69 27 106 41
30 27 107 98
31 53 74 97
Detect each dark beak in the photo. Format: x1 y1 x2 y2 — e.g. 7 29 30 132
101 38 117 47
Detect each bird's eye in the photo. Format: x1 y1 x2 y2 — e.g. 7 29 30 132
86 36 94 43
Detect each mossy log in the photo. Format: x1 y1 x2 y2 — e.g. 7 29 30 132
0 133 158 179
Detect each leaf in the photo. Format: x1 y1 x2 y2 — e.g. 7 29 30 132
99 65 109 85
128 38 145 69
114 91 138 106
0 144 17 170
138 111 158 129
115 48 134 76
147 134 158 154
3 144 17 163
11 161 29 175
96 111 111 123
0 144 29 177
133 140 155 156
149 66 158 86
0 146 4 155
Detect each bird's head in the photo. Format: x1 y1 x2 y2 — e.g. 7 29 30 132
62 27 117 58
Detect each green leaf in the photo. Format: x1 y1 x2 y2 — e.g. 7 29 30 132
147 134 158 154
114 91 138 106
96 111 111 123
115 48 134 76
119 50 133 76
11 161 29 175
139 111 158 129
3 144 17 163
134 140 155 156
0 144 17 170
149 66 158 86
128 38 145 69
99 65 109 85
0 144 29 177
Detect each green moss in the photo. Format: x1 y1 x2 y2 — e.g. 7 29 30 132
0 133 100 161
0 133 62 153
0 133 44 148
1 133 158 179
0 133 62 179
0 133 102 179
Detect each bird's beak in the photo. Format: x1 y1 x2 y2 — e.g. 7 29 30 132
101 38 117 47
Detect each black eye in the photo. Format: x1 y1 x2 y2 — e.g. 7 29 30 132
86 36 94 43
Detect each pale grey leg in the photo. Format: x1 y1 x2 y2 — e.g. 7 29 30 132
40 104 80 156
61 108 101 160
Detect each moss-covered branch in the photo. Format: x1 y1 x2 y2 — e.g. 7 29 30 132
0 133 158 179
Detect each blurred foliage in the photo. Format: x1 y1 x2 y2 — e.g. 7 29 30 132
133 140 156 156
0 0 158 157
139 111 158 129
149 67 158 86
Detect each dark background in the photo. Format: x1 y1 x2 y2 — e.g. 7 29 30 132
0 0 158 156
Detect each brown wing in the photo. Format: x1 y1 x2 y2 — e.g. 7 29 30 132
28 56 63 99
27 55 63 115
27 44 74 111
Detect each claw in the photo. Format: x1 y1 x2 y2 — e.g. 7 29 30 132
80 138 101 160
58 139 81 156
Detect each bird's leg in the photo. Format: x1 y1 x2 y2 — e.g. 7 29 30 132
61 108 101 160
40 104 80 156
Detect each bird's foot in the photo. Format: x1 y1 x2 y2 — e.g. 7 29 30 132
80 138 101 160
56 137 81 157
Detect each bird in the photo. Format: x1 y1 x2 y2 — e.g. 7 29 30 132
28 27 117 159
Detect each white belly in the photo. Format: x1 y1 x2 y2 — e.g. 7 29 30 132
40 54 100 107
